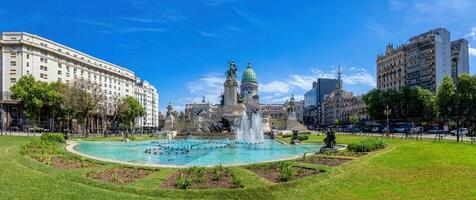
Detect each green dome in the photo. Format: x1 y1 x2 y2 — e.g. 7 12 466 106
242 64 257 83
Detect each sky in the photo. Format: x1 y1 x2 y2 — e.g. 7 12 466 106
1 0 475 112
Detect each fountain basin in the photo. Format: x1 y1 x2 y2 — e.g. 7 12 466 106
72 139 322 167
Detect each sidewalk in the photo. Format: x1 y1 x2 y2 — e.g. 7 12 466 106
333 131 475 142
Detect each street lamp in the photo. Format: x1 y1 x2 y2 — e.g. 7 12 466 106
454 57 461 143
384 105 391 137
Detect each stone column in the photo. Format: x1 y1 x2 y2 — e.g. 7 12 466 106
223 78 238 106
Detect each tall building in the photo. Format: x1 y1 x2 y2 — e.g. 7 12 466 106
303 78 338 128
377 28 468 92
451 39 470 80
377 44 405 91
405 28 451 91
304 81 318 108
320 68 368 126
0 32 159 129
135 80 159 129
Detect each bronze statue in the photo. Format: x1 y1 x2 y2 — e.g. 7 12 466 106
226 60 238 78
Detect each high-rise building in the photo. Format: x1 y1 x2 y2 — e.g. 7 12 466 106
405 28 451 91
451 39 470 80
135 80 159 129
302 78 338 128
377 44 405 91
0 32 159 130
377 28 468 92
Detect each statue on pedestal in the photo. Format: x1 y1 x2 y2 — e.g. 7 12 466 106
225 60 238 79
163 102 176 131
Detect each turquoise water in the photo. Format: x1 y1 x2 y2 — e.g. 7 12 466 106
75 139 321 167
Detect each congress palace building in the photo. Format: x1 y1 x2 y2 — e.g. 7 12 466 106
0 32 159 130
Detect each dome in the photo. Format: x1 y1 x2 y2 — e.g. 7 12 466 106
241 63 257 83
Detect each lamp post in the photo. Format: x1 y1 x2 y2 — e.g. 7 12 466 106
454 58 461 143
384 105 391 137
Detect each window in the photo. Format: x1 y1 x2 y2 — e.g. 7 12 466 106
26 54 30 59
40 58 48 63
58 78 62 82
40 73 48 79
40 66 48 71
10 69 16 75
58 63 62 68
10 53 16 58
10 78 16 83
10 61 16 66
58 70 62 75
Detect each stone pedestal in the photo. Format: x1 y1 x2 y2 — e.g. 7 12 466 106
286 111 306 131
163 116 176 131
261 116 271 133
224 78 238 106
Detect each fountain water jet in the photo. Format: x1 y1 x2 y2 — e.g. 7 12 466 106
235 111 264 144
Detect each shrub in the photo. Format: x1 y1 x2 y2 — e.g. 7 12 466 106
282 134 292 138
187 167 205 183
231 176 243 188
299 131 312 135
175 173 193 189
347 138 386 152
211 164 229 181
278 162 295 182
40 133 65 143
298 135 309 141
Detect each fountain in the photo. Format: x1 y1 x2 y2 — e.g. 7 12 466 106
235 111 264 144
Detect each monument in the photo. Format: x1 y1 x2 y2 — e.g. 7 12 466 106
163 102 176 131
220 60 246 121
285 95 307 131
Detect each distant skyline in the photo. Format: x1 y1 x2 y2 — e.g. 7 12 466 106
1 0 475 111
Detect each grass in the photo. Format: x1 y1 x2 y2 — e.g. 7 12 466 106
1 135 476 199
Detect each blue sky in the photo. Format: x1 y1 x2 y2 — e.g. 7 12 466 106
1 0 475 111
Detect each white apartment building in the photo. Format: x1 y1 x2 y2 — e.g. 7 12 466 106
135 79 159 128
0 32 159 129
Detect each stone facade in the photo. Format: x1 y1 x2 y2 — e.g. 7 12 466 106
376 28 469 92
0 32 159 130
377 44 405 91
320 68 368 126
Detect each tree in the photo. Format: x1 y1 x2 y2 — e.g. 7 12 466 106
118 96 145 139
363 89 385 120
67 79 105 137
437 76 456 122
456 74 476 142
11 75 45 126
44 81 65 131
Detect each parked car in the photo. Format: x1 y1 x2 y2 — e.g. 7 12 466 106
450 128 469 136
427 125 443 134
393 123 412 133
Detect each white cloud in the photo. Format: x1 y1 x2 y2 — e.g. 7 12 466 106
260 81 291 94
288 75 316 91
467 27 476 40
231 6 263 24
188 74 224 94
198 30 222 38
469 45 476 56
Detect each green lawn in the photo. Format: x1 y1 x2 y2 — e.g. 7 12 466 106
1 135 476 199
